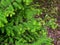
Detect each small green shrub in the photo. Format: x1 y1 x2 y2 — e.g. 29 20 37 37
0 0 58 45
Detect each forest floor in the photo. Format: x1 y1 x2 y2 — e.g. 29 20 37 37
38 0 60 45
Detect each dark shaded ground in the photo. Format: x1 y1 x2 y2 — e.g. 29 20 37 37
38 0 60 45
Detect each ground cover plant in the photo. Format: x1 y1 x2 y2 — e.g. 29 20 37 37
0 0 58 45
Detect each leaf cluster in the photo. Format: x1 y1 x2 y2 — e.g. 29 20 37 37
0 0 57 45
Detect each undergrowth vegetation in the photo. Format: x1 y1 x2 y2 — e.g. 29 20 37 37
0 0 58 45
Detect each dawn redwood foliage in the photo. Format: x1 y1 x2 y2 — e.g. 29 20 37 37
0 0 58 45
